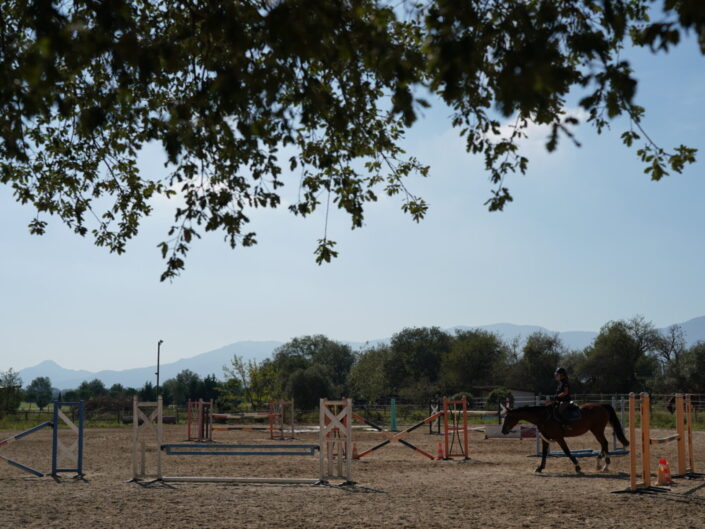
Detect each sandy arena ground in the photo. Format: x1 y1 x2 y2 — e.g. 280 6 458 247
2 422 705 528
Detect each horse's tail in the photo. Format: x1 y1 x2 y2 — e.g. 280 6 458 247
605 404 629 447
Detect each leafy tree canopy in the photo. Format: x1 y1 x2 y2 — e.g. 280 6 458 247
1 1 701 279
386 326 451 392
440 329 509 393
506 331 564 394
348 345 390 402
25 376 54 409
272 335 354 392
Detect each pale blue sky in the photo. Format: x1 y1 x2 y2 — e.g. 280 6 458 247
1 38 703 372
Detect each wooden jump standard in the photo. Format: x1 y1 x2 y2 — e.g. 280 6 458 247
617 393 702 494
132 397 352 485
186 399 213 442
0 400 84 478
187 399 295 442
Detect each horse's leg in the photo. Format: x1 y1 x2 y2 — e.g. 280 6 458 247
535 437 549 473
592 428 610 472
555 437 582 474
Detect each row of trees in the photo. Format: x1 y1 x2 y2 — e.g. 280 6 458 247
4 315 704 415
0 369 219 413
218 316 705 408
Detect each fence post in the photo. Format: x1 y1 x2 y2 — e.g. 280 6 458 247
390 399 398 432
641 393 651 488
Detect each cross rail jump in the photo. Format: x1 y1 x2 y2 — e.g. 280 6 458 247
353 396 470 460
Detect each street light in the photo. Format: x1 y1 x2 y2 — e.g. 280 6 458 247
156 339 164 396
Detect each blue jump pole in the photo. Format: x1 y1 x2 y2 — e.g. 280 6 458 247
0 421 53 477
1 456 45 477
0 421 53 448
162 443 318 456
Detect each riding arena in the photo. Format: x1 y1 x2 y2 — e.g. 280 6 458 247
2 394 705 528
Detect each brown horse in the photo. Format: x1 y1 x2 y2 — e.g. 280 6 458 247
501 403 629 474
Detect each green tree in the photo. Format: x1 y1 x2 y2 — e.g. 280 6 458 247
580 317 659 393
215 376 245 411
486 387 512 409
160 378 179 406
285 365 332 410
1 1 699 279
224 355 276 408
439 330 509 394
559 350 589 394
108 383 127 398
385 327 451 395
25 376 53 410
62 389 79 402
175 369 203 403
138 381 156 401
0 368 23 416
77 379 108 400
271 335 354 397
202 374 220 402
683 342 705 393
348 346 390 403
652 325 688 392
507 332 564 395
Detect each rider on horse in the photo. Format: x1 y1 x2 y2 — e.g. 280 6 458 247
553 367 572 430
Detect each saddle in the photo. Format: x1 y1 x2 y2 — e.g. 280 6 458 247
558 402 582 421
553 401 583 421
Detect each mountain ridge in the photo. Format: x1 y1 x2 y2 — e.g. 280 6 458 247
17 316 705 390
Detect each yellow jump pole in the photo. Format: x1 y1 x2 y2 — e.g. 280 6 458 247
675 394 686 476
641 392 651 488
629 393 637 491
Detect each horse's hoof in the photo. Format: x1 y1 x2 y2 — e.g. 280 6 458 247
534 467 543 473
575 465 582 474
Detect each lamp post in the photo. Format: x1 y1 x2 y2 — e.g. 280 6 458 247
156 339 164 396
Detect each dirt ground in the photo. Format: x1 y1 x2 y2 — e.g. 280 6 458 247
2 422 705 529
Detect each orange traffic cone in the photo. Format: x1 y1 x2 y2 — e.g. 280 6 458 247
657 458 672 486
437 442 444 460
352 442 359 460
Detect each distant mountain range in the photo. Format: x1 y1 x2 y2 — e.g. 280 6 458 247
18 316 705 390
